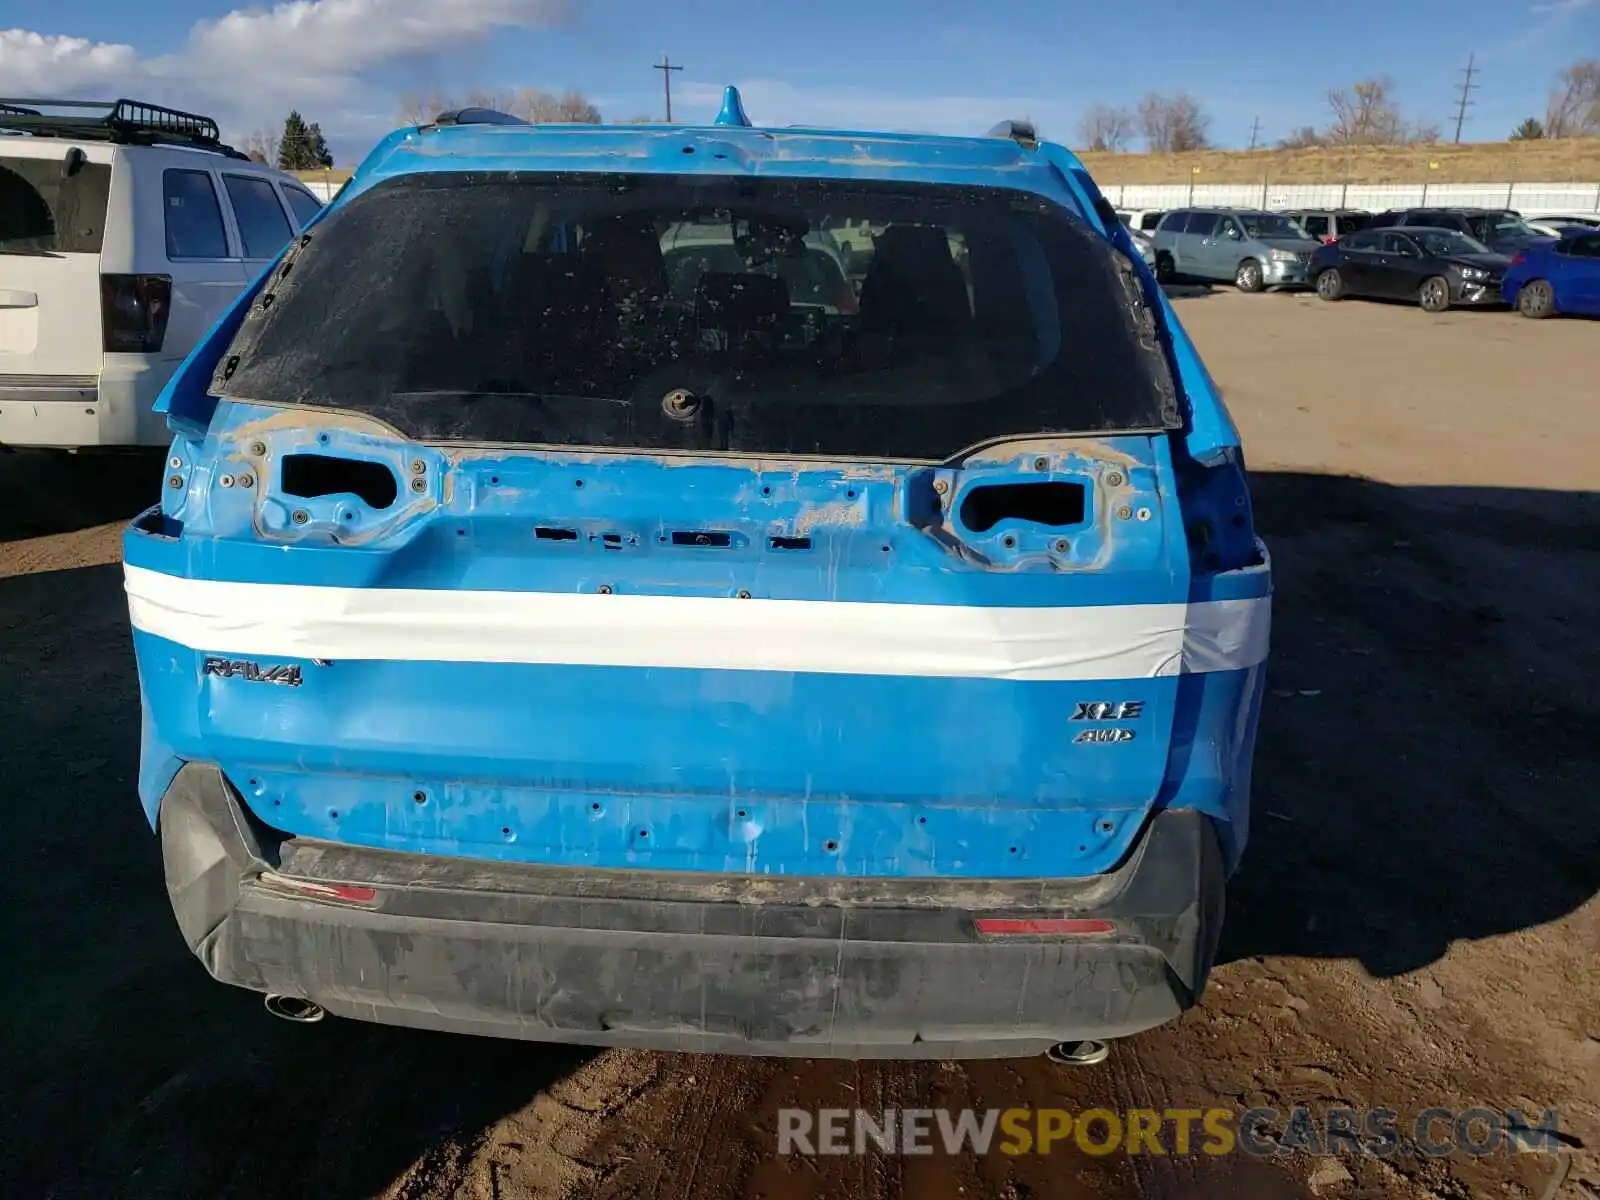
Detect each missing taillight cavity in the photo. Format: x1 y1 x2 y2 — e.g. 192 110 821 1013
100 274 172 353
535 526 579 541
768 535 813 551
281 453 398 509
959 482 1086 533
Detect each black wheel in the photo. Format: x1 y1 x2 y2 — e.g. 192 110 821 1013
1517 279 1555 319
1419 276 1451 313
1315 268 1344 300
1155 252 1176 284
1235 258 1264 293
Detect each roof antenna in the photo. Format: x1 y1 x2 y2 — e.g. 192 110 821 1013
714 86 752 128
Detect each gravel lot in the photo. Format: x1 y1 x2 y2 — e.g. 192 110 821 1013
1 289 1595 1200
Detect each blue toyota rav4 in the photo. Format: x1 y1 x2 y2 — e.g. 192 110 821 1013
126 90 1270 1060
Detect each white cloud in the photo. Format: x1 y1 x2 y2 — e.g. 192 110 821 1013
675 78 1063 139
1 0 573 154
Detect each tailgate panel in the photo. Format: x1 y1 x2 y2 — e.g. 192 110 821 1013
127 405 1268 879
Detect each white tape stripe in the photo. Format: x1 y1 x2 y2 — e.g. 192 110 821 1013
124 565 1269 682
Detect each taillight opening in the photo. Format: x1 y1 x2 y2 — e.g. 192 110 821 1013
101 273 172 353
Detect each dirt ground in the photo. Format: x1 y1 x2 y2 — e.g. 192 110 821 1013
1 290 1596 1200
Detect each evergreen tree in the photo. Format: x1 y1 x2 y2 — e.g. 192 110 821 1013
277 111 334 170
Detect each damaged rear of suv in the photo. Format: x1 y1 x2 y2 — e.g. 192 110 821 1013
126 94 1270 1059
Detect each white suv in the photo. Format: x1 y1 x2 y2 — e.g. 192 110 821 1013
1 98 324 448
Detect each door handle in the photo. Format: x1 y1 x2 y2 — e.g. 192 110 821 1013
0 290 39 309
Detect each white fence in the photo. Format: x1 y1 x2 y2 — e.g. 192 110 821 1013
1105 181 1600 216
303 178 1600 216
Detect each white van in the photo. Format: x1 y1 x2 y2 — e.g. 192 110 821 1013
1 98 324 448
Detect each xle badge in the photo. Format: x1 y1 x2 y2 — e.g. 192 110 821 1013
1070 701 1145 721
202 656 303 687
1074 728 1136 744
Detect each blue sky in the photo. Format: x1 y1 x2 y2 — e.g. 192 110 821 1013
4 0 1596 162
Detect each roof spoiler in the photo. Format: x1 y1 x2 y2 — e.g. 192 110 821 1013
987 119 1038 150
431 107 529 128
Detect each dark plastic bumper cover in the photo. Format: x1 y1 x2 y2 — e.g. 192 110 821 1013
160 763 1227 1059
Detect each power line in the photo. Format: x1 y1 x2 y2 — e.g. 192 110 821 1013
1452 52 1478 144
1248 115 1261 150
654 55 683 123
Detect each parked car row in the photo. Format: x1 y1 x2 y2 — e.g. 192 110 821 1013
1128 204 1600 317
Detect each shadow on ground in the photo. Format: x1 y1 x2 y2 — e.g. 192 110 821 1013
0 448 164 543
1220 472 1600 976
0 467 1595 1197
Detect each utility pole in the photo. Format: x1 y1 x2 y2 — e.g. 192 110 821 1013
1452 53 1478 144
1248 115 1261 151
654 55 683 123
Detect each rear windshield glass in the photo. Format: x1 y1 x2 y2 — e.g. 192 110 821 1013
0 154 111 254
215 172 1177 458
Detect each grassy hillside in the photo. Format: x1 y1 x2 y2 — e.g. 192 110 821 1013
1077 138 1600 185
297 137 1600 188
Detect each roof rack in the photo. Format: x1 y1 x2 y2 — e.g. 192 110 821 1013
0 97 247 158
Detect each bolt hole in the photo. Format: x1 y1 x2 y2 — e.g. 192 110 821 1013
681 145 695 154
501 826 511 836
846 489 857 499
456 528 467 537
736 808 748 819
1002 535 1017 549
590 801 603 813
598 583 613 594
342 511 355 522
637 829 649 839
489 475 500 486
1077 844 1087 852
412 791 426 804
881 544 890 553
1034 456 1049 471
1008 845 1019 854
917 816 927 825
736 588 751 599
248 778 260 788
329 810 339 820
761 485 771 496
272 799 281 806
317 432 330 445
574 479 584 488
823 839 839 852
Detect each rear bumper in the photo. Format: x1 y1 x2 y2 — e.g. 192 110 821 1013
0 357 171 447
160 763 1227 1059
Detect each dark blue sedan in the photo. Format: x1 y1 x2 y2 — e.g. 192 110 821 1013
1502 232 1600 318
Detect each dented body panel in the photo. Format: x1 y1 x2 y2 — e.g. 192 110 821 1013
129 100 1269 1056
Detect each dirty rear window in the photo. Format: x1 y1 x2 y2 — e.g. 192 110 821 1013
0 154 111 254
214 172 1178 457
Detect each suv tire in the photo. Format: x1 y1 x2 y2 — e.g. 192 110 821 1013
1155 252 1176 284
1235 259 1264 293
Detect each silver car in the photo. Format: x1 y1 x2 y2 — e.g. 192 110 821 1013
1152 208 1321 292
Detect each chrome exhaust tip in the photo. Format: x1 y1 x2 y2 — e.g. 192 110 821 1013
264 993 326 1024
1045 1039 1111 1066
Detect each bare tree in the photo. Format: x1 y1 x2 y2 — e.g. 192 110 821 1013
1278 126 1324 149
1325 79 1436 145
1137 92 1210 153
239 129 280 164
1545 59 1600 137
398 87 603 126
1077 103 1134 152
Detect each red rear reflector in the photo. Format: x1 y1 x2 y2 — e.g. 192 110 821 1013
974 917 1116 936
257 872 377 905
1511 253 1526 266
